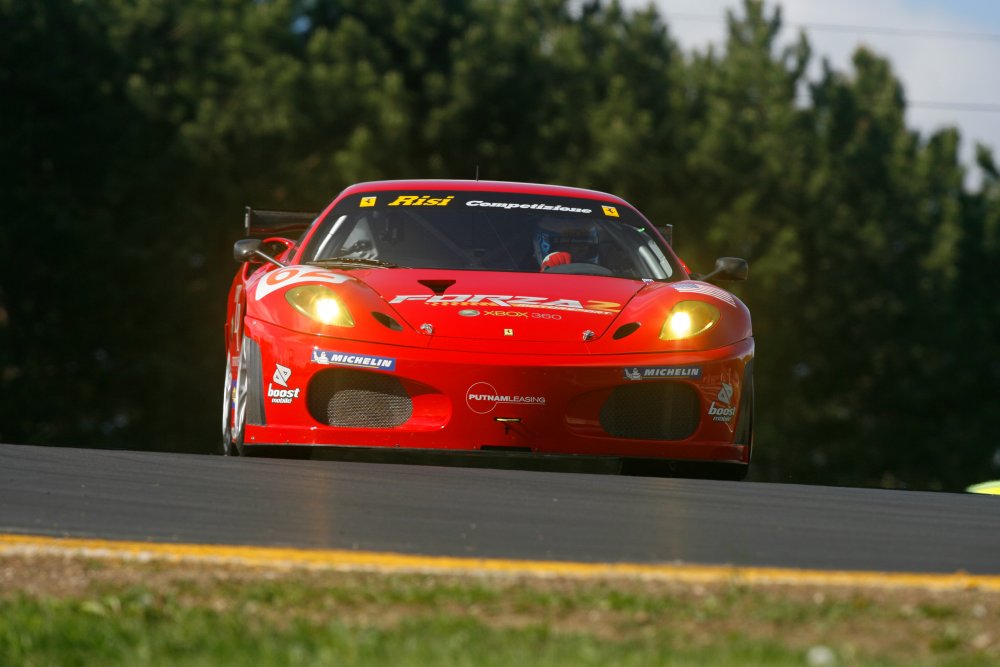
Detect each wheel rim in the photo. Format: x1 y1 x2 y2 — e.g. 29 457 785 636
229 346 248 454
221 360 233 454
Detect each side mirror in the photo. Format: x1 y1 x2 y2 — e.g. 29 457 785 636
233 238 286 268
234 238 262 263
700 257 748 283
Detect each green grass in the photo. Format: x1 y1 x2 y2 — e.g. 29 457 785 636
1 560 999 666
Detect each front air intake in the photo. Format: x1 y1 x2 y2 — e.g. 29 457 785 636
307 369 413 428
600 382 700 440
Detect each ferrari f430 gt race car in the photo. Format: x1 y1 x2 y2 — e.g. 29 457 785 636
223 180 754 479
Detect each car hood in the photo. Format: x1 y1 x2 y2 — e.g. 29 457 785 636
361 269 646 343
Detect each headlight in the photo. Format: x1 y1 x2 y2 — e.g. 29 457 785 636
660 301 720 340
285 285 355 327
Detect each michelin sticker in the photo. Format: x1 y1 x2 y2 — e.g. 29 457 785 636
311 349 396 371
624 366 702 381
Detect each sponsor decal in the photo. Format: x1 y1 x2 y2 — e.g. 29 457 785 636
272 363 291 388
601 205 619 218
268 364 300 404
485 310 527 318
458 309 480 317
503 328 514 336
708 382 737 423
268 384 301 404
673 281 737 307
623 366 702 381
389 294 621 316
311 349 397 371
255 266 350 300
360 196 377 207
466 381 545 414
388 195 454 207
466 200 592 214
268 365 300 404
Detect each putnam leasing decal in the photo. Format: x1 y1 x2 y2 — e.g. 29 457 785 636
390 294 621 316
255 266 350 300
624 366 702 381
388 195 454 206
466 200 592 214
311 349 397 371
466 382 545 414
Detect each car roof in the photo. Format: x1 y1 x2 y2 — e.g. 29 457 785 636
338 179 631 205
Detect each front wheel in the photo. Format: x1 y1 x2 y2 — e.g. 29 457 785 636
219 357 233 455
222 344 248 456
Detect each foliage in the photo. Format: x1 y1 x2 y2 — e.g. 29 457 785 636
2 564 1000 666
1 0 997 489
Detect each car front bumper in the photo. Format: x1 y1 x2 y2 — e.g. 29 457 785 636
242 318 753 464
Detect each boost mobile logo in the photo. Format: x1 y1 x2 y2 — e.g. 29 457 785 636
272 364 291 387
388 195 454 207
708 382 736 422
268 363 299 404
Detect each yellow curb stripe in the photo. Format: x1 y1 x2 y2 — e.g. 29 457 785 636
2 533 999 591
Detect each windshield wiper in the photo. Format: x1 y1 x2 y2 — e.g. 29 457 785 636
307 257 402 269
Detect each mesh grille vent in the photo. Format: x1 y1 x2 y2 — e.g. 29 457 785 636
600 382 699 440
307 369 412 428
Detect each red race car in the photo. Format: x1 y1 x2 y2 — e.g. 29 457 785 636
223 180 754 479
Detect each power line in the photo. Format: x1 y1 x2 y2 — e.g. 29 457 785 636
792 94 1000 114
665 12 1000 44
910 101 1000 113
667 11 1000 114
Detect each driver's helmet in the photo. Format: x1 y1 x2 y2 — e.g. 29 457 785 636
532 218 600 267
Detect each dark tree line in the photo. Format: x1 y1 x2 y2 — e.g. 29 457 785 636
2 0 998 489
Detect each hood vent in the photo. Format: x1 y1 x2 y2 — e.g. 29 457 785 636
613 322 641 340
372 311 404 331
417 279 456 295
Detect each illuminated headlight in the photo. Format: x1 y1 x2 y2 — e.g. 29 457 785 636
285 285 355 327
660 301 720 340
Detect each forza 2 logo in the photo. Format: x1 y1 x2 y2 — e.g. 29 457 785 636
391 294 621 315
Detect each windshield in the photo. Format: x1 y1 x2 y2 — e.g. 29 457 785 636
300 190 679 280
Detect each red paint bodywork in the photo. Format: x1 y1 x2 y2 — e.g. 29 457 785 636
225 180 754 468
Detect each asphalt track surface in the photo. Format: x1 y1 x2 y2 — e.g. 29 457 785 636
2 443 999 575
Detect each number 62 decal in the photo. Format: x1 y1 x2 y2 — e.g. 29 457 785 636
255 266 351 300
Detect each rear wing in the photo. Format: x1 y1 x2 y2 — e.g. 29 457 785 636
244 207 319 238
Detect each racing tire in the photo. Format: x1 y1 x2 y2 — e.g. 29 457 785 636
227 343 249 456
219 357 234 455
